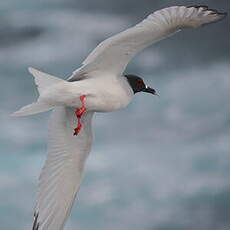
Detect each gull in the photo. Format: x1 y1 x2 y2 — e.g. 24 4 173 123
12 5 226 230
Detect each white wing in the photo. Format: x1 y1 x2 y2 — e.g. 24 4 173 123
69 5 226 81
32 107 94 230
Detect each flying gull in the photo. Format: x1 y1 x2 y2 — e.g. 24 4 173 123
12 5 226 230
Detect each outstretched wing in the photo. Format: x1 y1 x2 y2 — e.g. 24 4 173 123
32 107 94 230
69 5 226 81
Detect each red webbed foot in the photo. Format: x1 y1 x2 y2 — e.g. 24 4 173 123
73 123 82 136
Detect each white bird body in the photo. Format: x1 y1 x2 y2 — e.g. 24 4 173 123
39 72 134 112
11 5 226 230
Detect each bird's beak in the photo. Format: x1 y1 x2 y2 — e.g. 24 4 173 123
142 86 159 96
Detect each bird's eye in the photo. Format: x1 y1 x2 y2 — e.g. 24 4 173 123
137 79 143 84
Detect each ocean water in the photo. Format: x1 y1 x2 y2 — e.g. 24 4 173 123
1 0 230 229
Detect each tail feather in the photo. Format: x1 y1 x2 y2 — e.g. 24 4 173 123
28 67 64 94
11 102 53 117
11 67 64 117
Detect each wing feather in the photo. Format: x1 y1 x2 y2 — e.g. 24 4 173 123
32 107 94 230
69 5 226 81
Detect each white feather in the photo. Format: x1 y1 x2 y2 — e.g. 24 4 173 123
69 6 226 80
32 107 94 230
28 67 64 94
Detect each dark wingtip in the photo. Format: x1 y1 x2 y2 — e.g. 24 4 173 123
32 212 39 230
214 11 228 22
187 5 227 23
220 12 228 18
187 5 208 9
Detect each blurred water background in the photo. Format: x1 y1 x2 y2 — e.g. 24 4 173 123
1 0 230 229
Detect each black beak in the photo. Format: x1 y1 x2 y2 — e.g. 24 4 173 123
142 86 159 96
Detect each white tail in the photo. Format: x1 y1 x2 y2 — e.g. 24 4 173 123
11 68 64 117
11 102 53 117
28 67 63 94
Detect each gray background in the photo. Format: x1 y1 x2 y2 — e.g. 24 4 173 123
0 0 230 229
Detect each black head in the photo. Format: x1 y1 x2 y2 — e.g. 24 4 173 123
125 74 158 95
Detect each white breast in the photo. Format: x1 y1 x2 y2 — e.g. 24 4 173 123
84 75 134 112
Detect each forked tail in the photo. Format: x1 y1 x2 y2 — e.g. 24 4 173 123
11 68 64 117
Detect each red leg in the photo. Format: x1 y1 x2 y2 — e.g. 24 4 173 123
73 95 87 136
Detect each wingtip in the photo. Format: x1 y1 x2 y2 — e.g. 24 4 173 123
10 112 24 117
187 5 227 18
32 212 39 230
10 112 17 117
220 12 228 18
208 8 228 18
213 11 228 22
187 5 209 9
28 67 41 75
187 5 227 25
28 67 35 74
10 111 22 117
